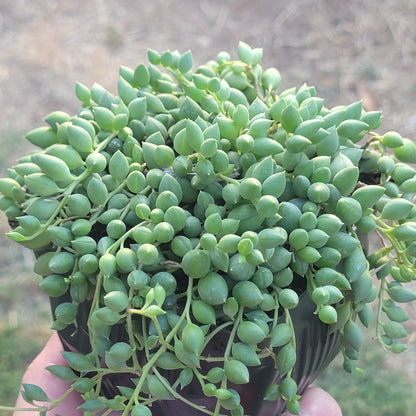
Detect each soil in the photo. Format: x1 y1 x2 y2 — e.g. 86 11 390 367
0 0 416 386
1 0 415 138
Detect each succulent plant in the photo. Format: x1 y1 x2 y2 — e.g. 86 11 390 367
1 41 416 416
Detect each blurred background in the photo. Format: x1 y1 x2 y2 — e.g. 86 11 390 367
0 0 415 414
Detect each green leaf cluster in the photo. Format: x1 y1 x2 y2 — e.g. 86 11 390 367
1 41 416 416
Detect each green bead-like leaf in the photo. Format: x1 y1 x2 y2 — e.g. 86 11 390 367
224 360 250 384
99 253 117 276
48 225 73 247
147 374 174 400
319 305 338 324
45 144 85 170
109 150 129 181
185 119 204 152
276 343 296 377
232 280 263 307
127 170 146 193
231 343 261 366
394 138 416 163
237 41 254 65
383 321 408 339
335 197 363 225
75 82 91 104
61 351 96 373
281 105 302 133
173 127 193 156
342 319 362 351
262 67 281 90
223 297 238 319
157 352 185 370
182 249 211 278
72 378 94 394
174 339 200 368
252 138 284 157
25 126 58 149
78 399 107 413
67 125 93 153
237 321 265 345
286 134 311 153
233 105 249 130
159 174 183 201
87 175 108 205
178 368 194 390
133 63 150 87
279 289 299 309
113 113 128 132
380 131 403 148
104 291 129 313
270 323 292 348
24 173 62 196
31 153 73 182
22 383 51 403
388 285 416 303
128 97 147 121
337 119 369 142
178 50 193 73
343 247 368 282
39 274 69 297
198 272 228 305
46 365 78 382
332 166 359 196
217 116 239 140
381 198 414 220
0 177 21 199
192 300 216 325
94 107 115 131
182 322 205 354
55 302 77 325
352 185 385 209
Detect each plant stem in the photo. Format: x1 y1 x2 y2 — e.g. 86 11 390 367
121 277 194 416
0 406 48 413
284 307 296 379
126 291 142 371
87 270 104 367
212 308 244 416
216 173 239 185
201 321 233 350
372 214 414 269
152 368 227 416
375 276 389 351
17 132 118 242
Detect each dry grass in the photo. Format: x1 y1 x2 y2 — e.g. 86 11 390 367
0 0 415 412
1 0 415 135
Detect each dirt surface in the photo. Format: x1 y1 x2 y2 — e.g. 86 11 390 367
1 0 416 387
1 0 415 137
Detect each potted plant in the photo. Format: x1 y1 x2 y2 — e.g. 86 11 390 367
1 41 416 416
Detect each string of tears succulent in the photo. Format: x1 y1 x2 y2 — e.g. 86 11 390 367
1 41 416 415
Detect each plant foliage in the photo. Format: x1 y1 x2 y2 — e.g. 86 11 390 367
1 42 416 415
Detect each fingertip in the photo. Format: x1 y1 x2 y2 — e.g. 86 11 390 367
284 386 342 416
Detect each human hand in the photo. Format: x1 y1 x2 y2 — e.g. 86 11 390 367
14 332 342 416
13 332 84 416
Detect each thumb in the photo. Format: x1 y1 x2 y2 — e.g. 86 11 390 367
284 386 342 416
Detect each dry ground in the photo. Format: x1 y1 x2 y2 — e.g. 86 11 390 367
0 0 416 408
1 0 415 137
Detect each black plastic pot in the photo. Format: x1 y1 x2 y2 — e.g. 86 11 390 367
149 289 340 416
50 277 341 416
